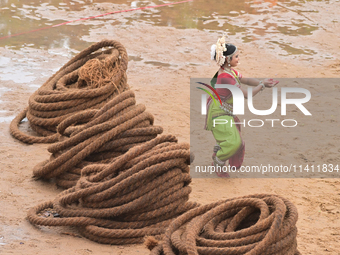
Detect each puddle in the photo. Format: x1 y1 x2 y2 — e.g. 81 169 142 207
0 70 36 83
0 87 12 92
144 61 177 68
0 110 15 123
129 55 143 62
128 56 179 68
0 0 338 59
0 55 51 84
0 116 15 123
0 57 11 67
28 84 41 88
270 40 317 55
0 56 37 83
188 62 210 66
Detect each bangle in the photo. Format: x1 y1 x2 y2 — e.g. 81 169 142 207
259 81 265 91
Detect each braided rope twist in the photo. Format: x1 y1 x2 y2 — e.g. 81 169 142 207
10 40 129 144
23 40 198 244
32 89 166 188
27 135 198 244
147 194 301 255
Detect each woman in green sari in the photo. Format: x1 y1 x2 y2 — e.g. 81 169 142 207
206 35 279 177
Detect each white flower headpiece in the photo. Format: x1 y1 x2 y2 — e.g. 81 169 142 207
210 34 237 67
215 35 227 66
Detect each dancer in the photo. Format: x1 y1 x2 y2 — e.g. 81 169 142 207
205 35 278 177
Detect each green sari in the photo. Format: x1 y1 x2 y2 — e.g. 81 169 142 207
205 69 245 166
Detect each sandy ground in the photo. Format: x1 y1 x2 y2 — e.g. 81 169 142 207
0 5 340 255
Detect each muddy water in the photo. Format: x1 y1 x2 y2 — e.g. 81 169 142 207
0 0 337 57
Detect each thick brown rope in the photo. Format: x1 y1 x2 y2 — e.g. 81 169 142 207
32 89 164 188
147 194 301 255
27 135 198 244
10 40 129 144
23 40 198 245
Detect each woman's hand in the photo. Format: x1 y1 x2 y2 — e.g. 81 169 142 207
263 78 279 88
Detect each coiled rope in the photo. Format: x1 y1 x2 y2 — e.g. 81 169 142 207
23 40 199 243
27 135 198 244
10 39 129 144
32 89 164 188
147 194 300 255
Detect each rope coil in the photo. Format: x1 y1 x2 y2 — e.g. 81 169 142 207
10 40 129 144
27 135 198 244
147 194 300 255
32 89 165 188
24 40 198 244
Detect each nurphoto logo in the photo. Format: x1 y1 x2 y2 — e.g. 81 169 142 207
197 82 312 128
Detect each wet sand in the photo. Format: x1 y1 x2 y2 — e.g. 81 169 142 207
1 2 340 255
